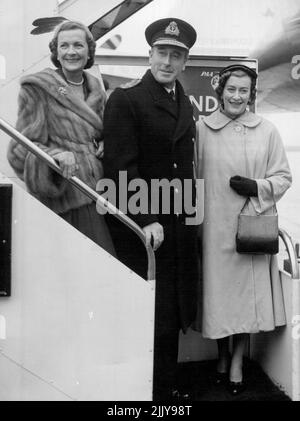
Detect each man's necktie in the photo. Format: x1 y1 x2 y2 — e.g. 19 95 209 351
169 90 176 101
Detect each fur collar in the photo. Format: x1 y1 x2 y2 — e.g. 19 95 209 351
20 68 105 131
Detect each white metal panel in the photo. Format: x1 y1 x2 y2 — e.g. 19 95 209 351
0 0 57 180
0 173 154 401
58 0 121 25
97 0 300 56
0 55 5 80
250 270 300 401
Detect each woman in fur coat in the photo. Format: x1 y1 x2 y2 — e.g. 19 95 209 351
7 20 115 254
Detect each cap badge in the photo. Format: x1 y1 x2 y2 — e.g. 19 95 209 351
165 21 180 37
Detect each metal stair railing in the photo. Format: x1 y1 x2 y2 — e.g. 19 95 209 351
0 117 155 281
2 117 299 282
279 228 300 279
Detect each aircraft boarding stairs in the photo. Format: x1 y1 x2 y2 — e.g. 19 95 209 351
0 119 299 401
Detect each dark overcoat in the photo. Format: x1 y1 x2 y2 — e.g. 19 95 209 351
103 69 199 333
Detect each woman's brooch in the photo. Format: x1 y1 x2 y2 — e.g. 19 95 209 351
58 86 67 96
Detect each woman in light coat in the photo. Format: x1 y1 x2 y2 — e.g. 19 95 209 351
197 64 292 394
7 21 115 254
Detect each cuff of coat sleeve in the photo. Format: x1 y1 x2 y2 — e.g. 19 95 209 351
24 152 68 199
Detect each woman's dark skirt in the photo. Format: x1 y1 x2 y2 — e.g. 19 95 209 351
60 202 116 256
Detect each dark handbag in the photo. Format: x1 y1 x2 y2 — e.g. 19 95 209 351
236 181 279 255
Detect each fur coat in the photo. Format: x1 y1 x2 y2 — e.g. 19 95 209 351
7 68 106 214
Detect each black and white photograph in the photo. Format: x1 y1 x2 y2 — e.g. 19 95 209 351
0 0 299 406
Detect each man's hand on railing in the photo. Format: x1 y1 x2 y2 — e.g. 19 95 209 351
53 151 78 179
143 222 164 251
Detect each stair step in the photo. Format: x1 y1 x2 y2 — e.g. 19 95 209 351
177 359 291 401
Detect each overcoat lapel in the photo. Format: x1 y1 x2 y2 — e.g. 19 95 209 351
142 70 193 140
173 81 193 143
143 70 178 119
141 70 193 144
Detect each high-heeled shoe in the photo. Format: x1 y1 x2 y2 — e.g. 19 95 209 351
227 380 246 396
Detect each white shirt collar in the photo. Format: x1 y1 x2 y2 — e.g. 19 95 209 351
164 86 176 94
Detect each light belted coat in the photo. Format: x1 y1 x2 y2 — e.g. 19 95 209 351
196 109 292 339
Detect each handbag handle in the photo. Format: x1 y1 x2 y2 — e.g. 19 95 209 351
241 136 277 214
267 179 277 209
240 179 277 214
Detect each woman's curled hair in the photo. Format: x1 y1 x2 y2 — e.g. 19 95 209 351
49 20 96 69
215 69 257 105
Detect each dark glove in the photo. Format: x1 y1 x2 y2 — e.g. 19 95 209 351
229 175 258 197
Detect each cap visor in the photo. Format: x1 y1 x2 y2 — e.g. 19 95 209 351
153 39 188 50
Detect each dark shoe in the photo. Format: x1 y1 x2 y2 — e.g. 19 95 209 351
227 380 246 396
211 371 228 386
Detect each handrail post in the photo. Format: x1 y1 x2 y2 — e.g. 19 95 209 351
0 117 155 281
278 229 300 401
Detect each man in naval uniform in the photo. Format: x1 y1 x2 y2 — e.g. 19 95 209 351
103 18 199 401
